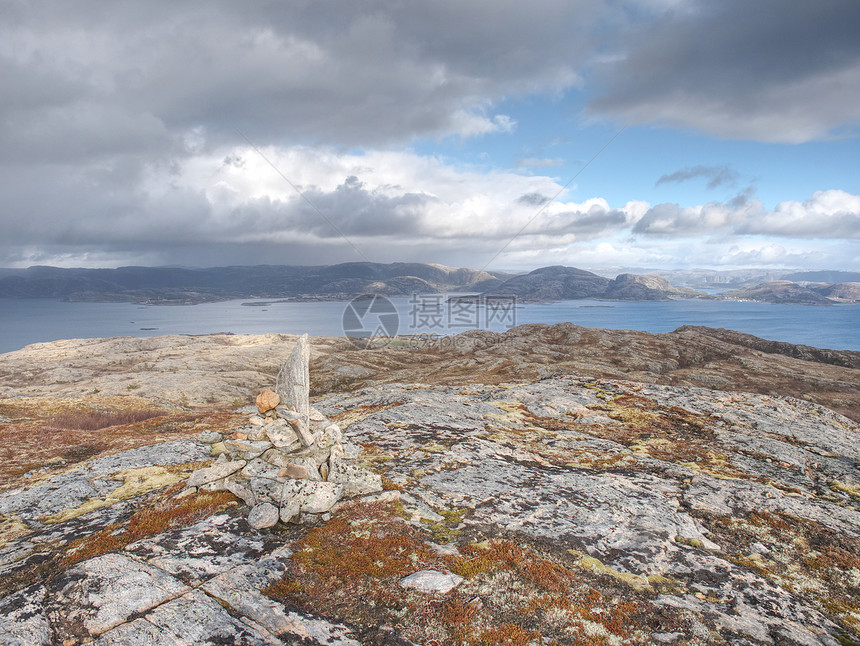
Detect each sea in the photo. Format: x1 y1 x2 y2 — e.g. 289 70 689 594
0 296 858 355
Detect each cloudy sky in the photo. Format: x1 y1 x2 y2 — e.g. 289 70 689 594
1 0 858 273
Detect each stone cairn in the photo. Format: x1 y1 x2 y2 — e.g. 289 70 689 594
186 334 383 529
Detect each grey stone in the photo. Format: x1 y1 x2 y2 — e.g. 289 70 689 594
248 503 280 529
316 377 855 643
44 553 189 637
259 447 294 468
280 496 301 524
282 479 343 514
276 333 310 418
104 590 272 645
0 439 209 523
124 514 273 585
242 458 283 480
224 476 257 507
0 585 50 646
263 418 301 449
186 459 246 488
399 570 463 594
223 439 273 459
199 478 227 492
287 414 316 447
201 563 327 640
327 454 383 496
251 475 287 505
196 430 223 444
246 424 269 441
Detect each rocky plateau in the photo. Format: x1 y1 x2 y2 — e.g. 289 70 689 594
0 325 858 645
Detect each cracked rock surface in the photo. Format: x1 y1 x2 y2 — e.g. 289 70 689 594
0 348 858 643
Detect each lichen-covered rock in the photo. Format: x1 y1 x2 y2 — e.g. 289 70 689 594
248 503 280 529
276 333 310 417
186 460 246 488
263 418 300 449
327 454 382 496
196 430 223 444
314 377 858 645
223 439 273 459
44 553 190 637
282 480 343 515
5 327 857 645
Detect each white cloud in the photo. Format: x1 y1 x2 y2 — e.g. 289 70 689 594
635 190 860 239
0 0 858 272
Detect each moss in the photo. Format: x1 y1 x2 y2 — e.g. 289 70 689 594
646 574 687 596
421 507 465 544
485 400 532 425
830 480 860 500
40 462 209 524
421 442 449 453
0 514 32 548
266 505 662 644
698 509 860 639
62 487 237 566
675 536 706 550
567 549 653 592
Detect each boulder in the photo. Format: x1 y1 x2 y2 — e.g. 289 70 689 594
248 503 280 529
399 570 464 594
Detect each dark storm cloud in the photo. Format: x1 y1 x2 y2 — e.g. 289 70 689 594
0 0 598 161
589 0 860 142
262 176 436 239
656 165 739 190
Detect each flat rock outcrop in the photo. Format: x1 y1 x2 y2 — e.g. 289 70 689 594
1 323 857 423
1 365 858 643
0 326 858 644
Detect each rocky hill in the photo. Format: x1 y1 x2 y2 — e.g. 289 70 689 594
1 327 859 644
721 281 837 305
603 273 703 301
486 266 706 302
814 282 860 303
716 279 860 305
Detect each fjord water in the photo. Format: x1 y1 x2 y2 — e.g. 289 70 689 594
0 297 858 354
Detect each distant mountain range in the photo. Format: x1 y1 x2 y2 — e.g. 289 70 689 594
720 280 860 305
0 263 856 305
0 263 508 304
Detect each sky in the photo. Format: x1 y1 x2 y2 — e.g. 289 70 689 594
1 0 859 274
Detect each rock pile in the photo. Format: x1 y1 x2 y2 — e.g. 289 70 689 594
185 334 382 528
